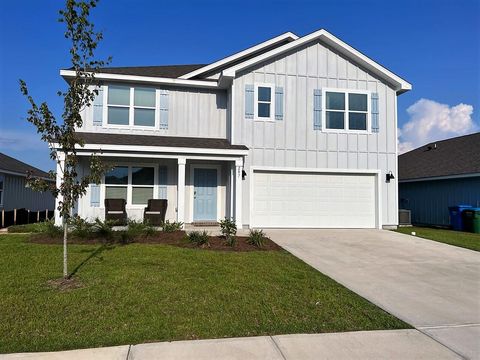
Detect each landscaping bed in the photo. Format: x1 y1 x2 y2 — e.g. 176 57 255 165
29 231 283 251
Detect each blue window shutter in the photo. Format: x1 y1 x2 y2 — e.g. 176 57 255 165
275 86 284 120
159 89 169 129
93 87 103 126
158 166 168 199
313 89 322 130
371 92 379 133
245 84 254 119
90 183 100 207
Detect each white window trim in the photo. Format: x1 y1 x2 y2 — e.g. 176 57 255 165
103 163 158 208
322 88 371 134
105 86 159 130
254 83 275 122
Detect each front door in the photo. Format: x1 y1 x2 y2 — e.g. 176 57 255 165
193 168 217 221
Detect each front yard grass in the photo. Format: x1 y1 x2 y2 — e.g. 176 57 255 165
394 226 480 252
0 234 409 353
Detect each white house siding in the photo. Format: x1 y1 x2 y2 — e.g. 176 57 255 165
0 173 54 211
232 40 399 227
79 85 228 139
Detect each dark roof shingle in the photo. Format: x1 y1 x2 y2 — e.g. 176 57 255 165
398 132 480 181
69 64 207 79
0 152 51 178
76 132 248 151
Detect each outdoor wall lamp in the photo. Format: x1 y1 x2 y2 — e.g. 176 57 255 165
386 171 395 183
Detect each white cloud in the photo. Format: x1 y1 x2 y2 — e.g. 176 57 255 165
398 98 477 154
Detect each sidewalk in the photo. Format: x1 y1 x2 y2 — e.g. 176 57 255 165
1 329 461 360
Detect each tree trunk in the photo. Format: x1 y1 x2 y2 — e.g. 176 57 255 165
63 220 68 278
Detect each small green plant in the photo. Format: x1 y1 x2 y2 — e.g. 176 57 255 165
123 219 157 241
92 218 114 240
247 229 267 248
162 220 183 233
8 221 54 234
187 230 210 246
70 216 94 239
219 217 237 246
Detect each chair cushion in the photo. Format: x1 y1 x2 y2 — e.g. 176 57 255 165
145 211 161 215
107 211 124 214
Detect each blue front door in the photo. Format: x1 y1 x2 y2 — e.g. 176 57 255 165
193 168 217 221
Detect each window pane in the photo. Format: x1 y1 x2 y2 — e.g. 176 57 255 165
134 88 155 107
134 108 155 126
132 167 154 185
108 86 130 105
108 107 129 125
105 166 128 185
326 92 345 110
349 93 367 111
326 111 345 129
349 112 367 130
132 187 153 205
258 87 271 102
105 186 127 201
258 103 270 118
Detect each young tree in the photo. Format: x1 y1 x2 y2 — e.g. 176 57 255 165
20 0 111 279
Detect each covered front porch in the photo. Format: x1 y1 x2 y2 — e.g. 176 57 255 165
55 133 248 228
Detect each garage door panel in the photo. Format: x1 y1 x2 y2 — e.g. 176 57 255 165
252 171 376 228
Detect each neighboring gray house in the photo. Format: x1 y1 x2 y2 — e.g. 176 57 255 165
399 132 480 226
56 28 411 229
0 152 55 211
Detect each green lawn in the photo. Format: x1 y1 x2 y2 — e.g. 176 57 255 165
0 234 408 353
394 226 480 251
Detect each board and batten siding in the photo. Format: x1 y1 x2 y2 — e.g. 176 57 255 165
0 173 55 211
399 177 480 226
80 85 228 139
232 40 399 226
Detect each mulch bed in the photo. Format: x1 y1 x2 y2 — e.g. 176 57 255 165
29 231 282 252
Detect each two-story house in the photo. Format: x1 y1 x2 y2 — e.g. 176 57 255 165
55 29 411 229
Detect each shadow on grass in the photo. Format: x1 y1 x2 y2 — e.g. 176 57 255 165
68 243 115 278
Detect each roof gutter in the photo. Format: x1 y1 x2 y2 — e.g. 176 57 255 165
60 70 220 89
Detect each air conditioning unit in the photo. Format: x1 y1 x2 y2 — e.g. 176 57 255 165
398 209 411 226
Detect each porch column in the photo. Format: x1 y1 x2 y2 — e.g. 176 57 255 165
177 157 186 226
234 159 243 229
54 152 65 226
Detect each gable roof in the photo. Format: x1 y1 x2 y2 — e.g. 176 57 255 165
0 152 51 179
398 132 480 181
179 32 298 79
221 29 411 93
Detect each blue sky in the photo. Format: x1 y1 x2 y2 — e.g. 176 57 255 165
0 0 479 170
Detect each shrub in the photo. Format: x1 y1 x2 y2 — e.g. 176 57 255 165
70 216 94 239
92 218 114 240
247 229 267 248
219 217 237 247
125 219 157 239
10 219 63 238
162 220 183 233
187 230 210 246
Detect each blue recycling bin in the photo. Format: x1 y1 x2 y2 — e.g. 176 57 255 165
448 205 473 231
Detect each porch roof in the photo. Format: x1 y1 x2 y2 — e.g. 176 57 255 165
73 132 248 156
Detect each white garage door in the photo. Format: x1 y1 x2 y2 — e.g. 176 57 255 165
252 171 377 228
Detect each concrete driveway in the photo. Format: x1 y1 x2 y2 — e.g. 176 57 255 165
267 229 480 360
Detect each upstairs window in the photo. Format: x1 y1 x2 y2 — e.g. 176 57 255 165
324 90 369 132
107 86 156 127
255 84 275 120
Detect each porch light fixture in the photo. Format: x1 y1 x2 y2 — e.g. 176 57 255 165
242 170 247 180
386 171 395 183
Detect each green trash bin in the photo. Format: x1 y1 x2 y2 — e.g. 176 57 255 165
462 208 480 233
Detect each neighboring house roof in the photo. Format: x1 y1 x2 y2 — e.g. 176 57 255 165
0 152 51 179
75 132 249 151
60 28 411 93
398 132 480 181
